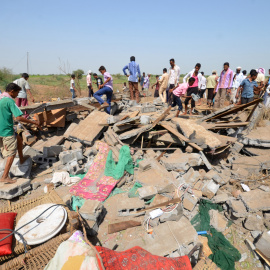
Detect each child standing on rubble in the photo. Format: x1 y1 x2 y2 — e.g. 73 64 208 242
170 77 196 117
70 74 78 99
93 66 113 114
0 83 40 184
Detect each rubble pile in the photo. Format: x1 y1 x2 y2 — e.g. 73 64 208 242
1 96 270 269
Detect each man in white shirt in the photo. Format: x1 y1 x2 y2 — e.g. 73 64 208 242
167 58 180 104
230 67 244 103
13 73 34 118
198 72 207 106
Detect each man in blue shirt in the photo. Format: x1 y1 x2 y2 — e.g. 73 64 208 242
236 69 263 104
123 56 141 103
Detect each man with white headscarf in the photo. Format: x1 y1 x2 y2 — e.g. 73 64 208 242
230 67 244 103
255 68 265 98
86 70 93 97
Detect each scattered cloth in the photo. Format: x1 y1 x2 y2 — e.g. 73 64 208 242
51 171 81 186
71 196 85 211
95 246 192 270
70 141 119 201
104 145 134 180
44 230 100 270
191 200 241 270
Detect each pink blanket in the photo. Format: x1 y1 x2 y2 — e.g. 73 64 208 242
70 141 118 201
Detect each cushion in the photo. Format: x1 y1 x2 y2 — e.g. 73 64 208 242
0 212 17 256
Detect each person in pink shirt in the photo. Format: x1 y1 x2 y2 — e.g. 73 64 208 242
214 62 234 109
170 77 195 117
86 70 93 97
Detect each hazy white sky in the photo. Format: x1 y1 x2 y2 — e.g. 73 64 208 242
1 0 269 76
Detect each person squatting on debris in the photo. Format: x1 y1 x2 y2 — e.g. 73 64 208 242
235 69 264 105
0 83 40 184
158 68 169 103
197 71 207 106
123 56 141 103
214 62 234 109
13 73 34 118
152 75 160 98
70 74 78 99
167 59 180 104
86 70 94 97
183 77 198 115
206 70 218 107
93 66 113 114
170 77 196 117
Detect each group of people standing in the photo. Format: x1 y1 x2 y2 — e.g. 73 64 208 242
69 56 269 116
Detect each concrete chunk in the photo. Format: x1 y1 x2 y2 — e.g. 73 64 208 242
240 189 270 212
227 199 248 218
59 149 84 165
201 180 219 199
79 199 104 221
255 231 270 258
0 178 31 199
209 209 227 232
183 194 198 211
138 186 157 200
244 215 264 231
43 145 63 157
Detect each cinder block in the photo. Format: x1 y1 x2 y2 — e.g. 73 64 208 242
43 145 63 157
59 149 84 165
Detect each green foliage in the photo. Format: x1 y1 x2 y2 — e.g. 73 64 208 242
0 67 19 90
72 69 84 79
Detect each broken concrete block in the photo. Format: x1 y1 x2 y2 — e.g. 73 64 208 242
182 167 201 185
141 104 156 113
201 180 219 199
185 146 193 153
33 155 57 165
209 209 227 232
23 145 42 158
59 149 84 165
212 193 230 203
138 186 157 200
43 145 63 157
231 141 243 153
63 140 72 150
159 204 184 223
71 141 83 150
65 159 84 175
227 199 248 218
148 217 198 256
183 194 198 211
204 170 222 183
79 199 104 221
244 215 265 231
66 112 77 121
117 194 145 216
138 159 151 172
240 189 270 212
0 158 32 179
162 153 203 171
255 231 270 258
0 178 31 199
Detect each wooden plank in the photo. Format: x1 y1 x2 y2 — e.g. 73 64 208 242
69 111 108 145
208 122 249 130
205 98 262 122
161 123 203 151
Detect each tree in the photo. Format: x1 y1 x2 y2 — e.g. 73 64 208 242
72 69 84 79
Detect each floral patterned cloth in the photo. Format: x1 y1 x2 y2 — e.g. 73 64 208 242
69 141 118 201
95 246 192 270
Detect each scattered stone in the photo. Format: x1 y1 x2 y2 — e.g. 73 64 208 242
209 209 227 232
240 190 270 212
244 215 264 231
43 145 63 157
59 149 84 165
79 199 104 221
183 194 198 211
138 186 158 200
201 180 220 199
212 193 229 203
159 204 184 223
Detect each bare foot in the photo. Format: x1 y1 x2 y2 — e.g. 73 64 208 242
182 112 187 115
0 177 17 184
190 112 193 115
20 155 30 164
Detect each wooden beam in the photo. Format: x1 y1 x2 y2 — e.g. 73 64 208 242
161 123 203 151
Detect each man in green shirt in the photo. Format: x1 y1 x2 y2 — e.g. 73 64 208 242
0 83 40 184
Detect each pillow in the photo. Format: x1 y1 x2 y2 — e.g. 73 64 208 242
0 212 17 256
